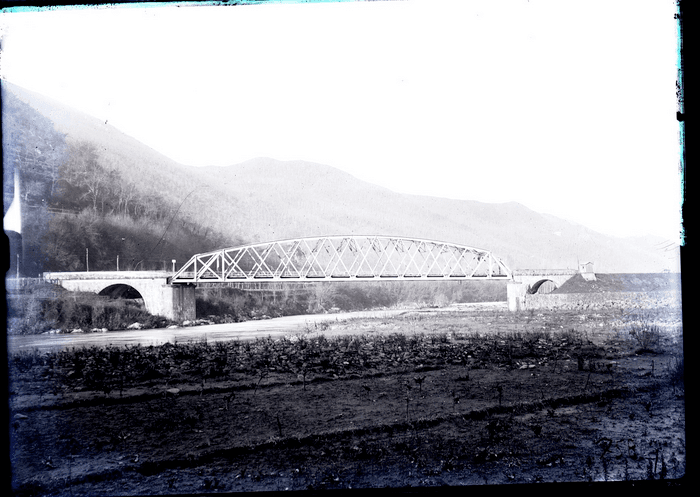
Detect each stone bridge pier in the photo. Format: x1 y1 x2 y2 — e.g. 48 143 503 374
43 271 196 322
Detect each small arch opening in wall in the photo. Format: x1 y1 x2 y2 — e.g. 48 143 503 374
98 284 145 305
528 279 557 294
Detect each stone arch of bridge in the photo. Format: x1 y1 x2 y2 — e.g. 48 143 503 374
94 281 159 316
528 279 557 295
43 272 196 321
98 283 144 300
93 279 194 322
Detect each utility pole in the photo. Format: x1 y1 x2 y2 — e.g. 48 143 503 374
86 248 89 272
118 238 125 271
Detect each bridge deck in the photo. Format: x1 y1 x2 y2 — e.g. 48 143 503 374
43 271 170 281
173 273 511 282
512 269 577 276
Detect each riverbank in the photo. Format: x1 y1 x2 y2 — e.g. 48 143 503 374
6 278 508 336
8 301 509 353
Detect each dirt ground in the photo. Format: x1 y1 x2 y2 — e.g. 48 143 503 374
7 307 685 495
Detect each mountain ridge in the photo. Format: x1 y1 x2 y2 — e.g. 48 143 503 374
3 80 675 273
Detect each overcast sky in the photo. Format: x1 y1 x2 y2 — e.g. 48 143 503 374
0 0 683 244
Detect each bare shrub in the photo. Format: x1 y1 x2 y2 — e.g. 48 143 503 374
622 309 663 353
669 355 684 394
628 323 661 353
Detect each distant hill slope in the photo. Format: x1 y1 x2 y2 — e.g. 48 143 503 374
3 81 674 273
194 158 671 272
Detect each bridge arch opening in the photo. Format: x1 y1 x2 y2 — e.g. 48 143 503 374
98 284 145 301
528 279 557 294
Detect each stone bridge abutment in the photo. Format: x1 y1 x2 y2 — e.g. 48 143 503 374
43 271 195 322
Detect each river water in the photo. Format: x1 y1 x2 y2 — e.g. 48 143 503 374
6 309 408 354
6 302 507 354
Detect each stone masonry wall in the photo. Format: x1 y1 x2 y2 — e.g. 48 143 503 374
519 290 681 311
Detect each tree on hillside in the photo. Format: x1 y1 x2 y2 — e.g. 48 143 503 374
99 154 141 217
114 178 138 217
63 141 113 212
42 214 89 271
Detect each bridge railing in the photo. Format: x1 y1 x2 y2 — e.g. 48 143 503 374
171 235 512 284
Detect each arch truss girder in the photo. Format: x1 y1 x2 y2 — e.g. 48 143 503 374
171 236 512 284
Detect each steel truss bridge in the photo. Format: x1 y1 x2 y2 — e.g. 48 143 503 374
170 236 512 284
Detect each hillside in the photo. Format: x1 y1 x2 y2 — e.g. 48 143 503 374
2 81 240 275
193 159 672 272
3 81 674 274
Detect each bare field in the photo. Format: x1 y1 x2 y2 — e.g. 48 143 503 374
8 307 685 495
